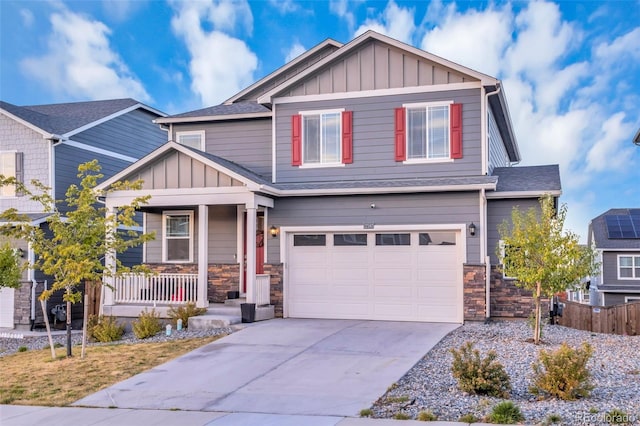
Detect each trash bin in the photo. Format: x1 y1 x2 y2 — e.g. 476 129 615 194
241 303 256 323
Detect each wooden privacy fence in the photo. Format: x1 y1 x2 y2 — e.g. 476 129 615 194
84 280 102 317
557 300 640 336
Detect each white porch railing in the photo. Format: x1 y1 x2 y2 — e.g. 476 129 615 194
255 274 271 306
113 273 198 304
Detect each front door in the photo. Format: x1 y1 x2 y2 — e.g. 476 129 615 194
242 212 265 293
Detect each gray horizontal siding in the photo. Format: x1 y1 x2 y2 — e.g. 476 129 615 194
173 119 272 180
143 206 237 264
602 251 640 286
275 88 482 183
487 108 509 174
267 192 480 264
71 109 167 159
486 199 540 264
603 293 639 306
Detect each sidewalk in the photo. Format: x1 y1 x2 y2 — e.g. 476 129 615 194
0 405 491 426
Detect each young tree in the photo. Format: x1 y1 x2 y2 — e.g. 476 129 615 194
0 160 154 357
497 196 598 344
0 242 22 289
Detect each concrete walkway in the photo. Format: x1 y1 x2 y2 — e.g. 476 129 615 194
74 319 459 416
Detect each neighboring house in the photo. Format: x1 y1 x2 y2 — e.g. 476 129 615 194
587 209 640 306
0 98 167 329
97 31 561 324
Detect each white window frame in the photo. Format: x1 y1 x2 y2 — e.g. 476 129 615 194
162 210 194 263
625 296 640 303
499 240 517 279
402 101 454 164
617 254 640 280
0 151 17 197
299 108 345 168
176 130 205 151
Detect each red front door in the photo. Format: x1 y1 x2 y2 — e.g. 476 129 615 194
242 212 265 293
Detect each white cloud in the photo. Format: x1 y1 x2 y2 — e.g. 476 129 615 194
330 0 356 31
586 112 634 172
170 0 257 106
354 0 415 44
594 27 640 63
20 8 34 27
285 42 306 62
269 0 299 15
20 9 149 101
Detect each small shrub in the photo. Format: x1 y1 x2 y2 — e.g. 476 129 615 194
359 408 373 417
167 302 207 329
459 413 480 423
393 412 411 420
545 413 562 424
589 407 599 414
607 409 630 425
132 309 163 339
88 315 125 342
450 341 511 398
530 342 593 400
17 346 27 352
417 410 437 421
485 401 525 424
386 395 410 403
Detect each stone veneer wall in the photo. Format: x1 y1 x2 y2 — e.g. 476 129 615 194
264 263 283 317
490 265 547 317
13 282 32 327
463 264 486 321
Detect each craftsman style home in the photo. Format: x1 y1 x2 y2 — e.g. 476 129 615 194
0 99 166 329
98 31 560 323
587 209 640 306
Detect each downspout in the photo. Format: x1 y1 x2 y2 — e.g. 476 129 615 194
484 84 501 175
28 242 37 330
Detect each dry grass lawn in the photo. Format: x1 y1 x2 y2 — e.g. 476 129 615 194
0 336 222 406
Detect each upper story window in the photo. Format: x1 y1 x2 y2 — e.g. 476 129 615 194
291 110 353 167
176 131 205 151
163 211 193 263
395 102 462 163
0 151 23 197
618 255 640 280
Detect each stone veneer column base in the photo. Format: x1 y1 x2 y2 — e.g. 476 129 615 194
490 265 548 318
264 264 283 318
463 264 486 321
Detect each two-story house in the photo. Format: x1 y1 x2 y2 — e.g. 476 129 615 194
0 98 167 329
587 208 640 306
97 31 560 324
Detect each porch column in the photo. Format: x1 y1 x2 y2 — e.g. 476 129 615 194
101 206 116 315
197 204 208 308
245 206 257 303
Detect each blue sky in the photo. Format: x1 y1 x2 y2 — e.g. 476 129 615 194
1 0 639 241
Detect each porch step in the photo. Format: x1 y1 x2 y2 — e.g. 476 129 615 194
224 298 246 307
188 314 241 330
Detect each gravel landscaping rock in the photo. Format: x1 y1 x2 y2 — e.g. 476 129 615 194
371 320 640 425
0 326 234 358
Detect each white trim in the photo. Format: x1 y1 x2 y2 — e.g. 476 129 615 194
299 108 344 167
299 163 345 169
625 296 640 302
402 101 452 162
269 82 481 105
176 130 205 151
0 107 56 138
617 254 640 280
59 140 138 163
402 100 453 108
269 182 497 197
481 86 488 175
402 158 454 165
498 240 517 279
272 103 277 183
237 206 245 294
63 103 166 138
156 111 272 124
299 108 345 116
142 213 147 264
162 210 194 263
485 190 562 199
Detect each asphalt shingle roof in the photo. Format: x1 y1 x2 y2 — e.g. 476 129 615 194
589 208 640 249
274 176 498 191
492 165 561 193
166 101 270 119
1 98 142 135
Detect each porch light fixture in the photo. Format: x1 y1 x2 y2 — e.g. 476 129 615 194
270 225 279 238
468 222 476 237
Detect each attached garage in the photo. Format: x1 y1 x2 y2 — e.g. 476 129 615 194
284 227 464 323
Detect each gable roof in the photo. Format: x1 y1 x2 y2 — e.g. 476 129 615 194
488 165 561 197
0 98 165 138
156 101 271 124
589 208 640 250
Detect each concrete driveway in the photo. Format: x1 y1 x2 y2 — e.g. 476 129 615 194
74 319 458 417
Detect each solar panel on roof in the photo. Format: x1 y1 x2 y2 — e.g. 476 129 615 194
605 214 640 239
629 209 640 216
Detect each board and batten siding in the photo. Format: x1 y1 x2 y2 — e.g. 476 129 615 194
144 206 237 264
267 192 480 264
602 251 640 286
173 119 272 180
0 113 50 213
486 199 540 265
71 109 167 159
275 88 482 183
283 40 473 97
487 108 509 174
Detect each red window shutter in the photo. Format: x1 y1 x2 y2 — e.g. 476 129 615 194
450 103 462 159
394 107 406 161
342 110 353 164
291 114 302 166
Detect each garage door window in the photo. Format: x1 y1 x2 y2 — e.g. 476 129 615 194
294 234 326 246
334 234 367 246
420 232 456 245
376 233 410 246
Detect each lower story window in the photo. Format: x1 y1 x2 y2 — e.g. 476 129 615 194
163 211 193 262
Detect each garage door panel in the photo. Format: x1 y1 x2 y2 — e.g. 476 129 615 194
373 285 413 298
416 286 457 301
332 284 369 298
333 267 369 281
373 268 412 281
290 267 329 283
417 304 458 322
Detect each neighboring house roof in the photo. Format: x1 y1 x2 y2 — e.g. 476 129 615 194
0 98 165 138
634 128 640 145
156 101 271 124
589 208 640 250
488 165 561 197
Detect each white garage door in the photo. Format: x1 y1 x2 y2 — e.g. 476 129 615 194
0 287 15 328
287 230 463 323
